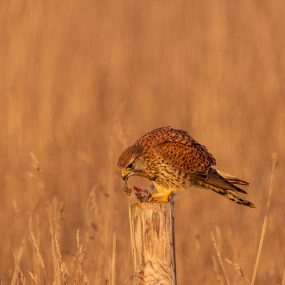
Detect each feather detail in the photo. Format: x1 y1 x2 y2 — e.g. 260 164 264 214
193 168 255 207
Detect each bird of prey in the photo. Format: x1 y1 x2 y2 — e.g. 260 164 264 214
117 126 255 207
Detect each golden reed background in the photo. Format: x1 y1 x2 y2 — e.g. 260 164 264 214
1 1 284 284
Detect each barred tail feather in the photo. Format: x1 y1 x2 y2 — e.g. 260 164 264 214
206 168 248 194
223 189 255 208
216 169 249 186
194 168 255 208
195 181 255 208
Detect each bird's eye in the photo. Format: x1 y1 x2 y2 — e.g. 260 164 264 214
126 162 133 169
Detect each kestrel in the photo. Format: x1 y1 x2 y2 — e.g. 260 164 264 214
117 127 255 207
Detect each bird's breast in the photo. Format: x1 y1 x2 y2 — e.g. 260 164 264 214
153 167 192 193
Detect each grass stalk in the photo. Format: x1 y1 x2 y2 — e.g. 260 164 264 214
250 153 278 285
111 232 117 285
211 227 231 285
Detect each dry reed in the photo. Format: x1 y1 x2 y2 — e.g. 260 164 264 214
250 153 278 285
211 226 231 285
111 232 117 285
73 229 87 285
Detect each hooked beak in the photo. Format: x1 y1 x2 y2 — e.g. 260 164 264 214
121 168 131 181
121 168 133 196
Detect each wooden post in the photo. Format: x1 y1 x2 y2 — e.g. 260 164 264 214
129 202 177 285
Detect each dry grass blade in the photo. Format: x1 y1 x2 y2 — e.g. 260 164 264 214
225 258 244 278
111 232 117 285
29 217 47 284
211 227 231 285
74 229 87 285
212 255 224 284
250 153 278 285
48 198 67 285
123 274 133 284
11 230 28 285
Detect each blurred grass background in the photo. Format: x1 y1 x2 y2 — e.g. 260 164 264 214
0 1 284 284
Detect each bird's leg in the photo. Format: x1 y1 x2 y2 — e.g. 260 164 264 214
147 191 174 203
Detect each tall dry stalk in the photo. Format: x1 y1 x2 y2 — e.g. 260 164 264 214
29 215 47 284
250 153 278 285
48 198 67 285
211 226 231 285
11 153 47 285
111 232 117 285
73 229 87 285
11 229 28 285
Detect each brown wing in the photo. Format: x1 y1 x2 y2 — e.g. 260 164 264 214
136 126 216 173
153 140 248 194
153 141 214 173
136 126 203 148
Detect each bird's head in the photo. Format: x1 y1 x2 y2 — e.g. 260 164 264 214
117 145 145 183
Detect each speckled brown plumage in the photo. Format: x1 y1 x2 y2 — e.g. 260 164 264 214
117 126 255 207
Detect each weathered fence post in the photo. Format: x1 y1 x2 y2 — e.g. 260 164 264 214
129 202 177 285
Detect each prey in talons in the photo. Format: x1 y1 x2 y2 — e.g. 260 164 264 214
133 186 152 202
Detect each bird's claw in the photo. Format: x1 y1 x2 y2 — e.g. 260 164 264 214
147 192 174 203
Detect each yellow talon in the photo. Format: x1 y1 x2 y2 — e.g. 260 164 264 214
147 191 173 203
